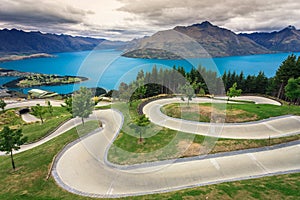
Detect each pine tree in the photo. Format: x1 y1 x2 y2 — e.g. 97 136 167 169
0 126 27 170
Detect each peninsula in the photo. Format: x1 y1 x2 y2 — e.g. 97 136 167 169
0 53 54 62
0 68 88 88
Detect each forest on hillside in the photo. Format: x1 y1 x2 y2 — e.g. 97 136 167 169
115 54 300 104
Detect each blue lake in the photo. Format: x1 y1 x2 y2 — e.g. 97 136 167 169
0 76 19 86
0 50 299 94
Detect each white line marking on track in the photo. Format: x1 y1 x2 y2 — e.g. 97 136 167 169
210 159 220 170
247 153 270 173
292 116 300 122
264 122 281 134
106 181 114 195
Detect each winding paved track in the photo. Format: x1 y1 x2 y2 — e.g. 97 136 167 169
1 97 300 198
143 97 300 139
53 108 300 198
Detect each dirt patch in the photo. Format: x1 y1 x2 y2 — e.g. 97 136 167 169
166 104 258 123
177 140 214 157
225 109 258 123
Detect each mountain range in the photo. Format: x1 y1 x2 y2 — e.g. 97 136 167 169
1 21 300 59
241 25 300 52
0 29 126 56
123 21 300 59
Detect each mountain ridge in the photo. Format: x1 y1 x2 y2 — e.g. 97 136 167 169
123 21 273 59
0 29 127 56
241 26 300 52
1 22 300 59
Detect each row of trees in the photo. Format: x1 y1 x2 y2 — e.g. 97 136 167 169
117 65 224 103
116 54 300 104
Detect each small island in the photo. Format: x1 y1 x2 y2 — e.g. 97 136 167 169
4 74 88 88
0 68 88 88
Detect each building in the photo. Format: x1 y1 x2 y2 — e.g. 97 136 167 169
28 89 58 99
0 89 11 98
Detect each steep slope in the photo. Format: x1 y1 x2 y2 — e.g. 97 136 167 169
123 21 271 59
0 29 105 55
241 26 300 52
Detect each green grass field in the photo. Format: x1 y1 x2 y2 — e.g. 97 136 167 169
107 101 300 165
0 107 71 143
161 103 300 123
0 120 299 200
0 109 24 129
24 107 71 143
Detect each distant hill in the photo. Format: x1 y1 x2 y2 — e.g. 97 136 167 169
241 26 300 52
123 21 271 59
2 23 300 59
0 29 126 56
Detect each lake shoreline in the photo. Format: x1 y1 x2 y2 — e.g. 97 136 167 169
0 50 299 94
0 53 55 62
0 68 88 89
3 75 88 88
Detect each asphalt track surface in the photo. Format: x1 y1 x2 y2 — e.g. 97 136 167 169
143 97 300 139
1 97 300 198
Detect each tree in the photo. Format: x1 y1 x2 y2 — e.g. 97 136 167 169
192 81 205 95
180 83 194 106
118 82 134 106
285 77 300 104
0 126 27 170
61 97 73 114
32 104 46 123
130 114 150 143
266 77 276 96
132 78 147 100
72 87 94 125
275 54 300 99
0 99 6 112
227 82 242 108
255 71 268 94
46 100 53 116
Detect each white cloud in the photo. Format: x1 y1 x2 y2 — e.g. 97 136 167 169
117 0 300 32
0 0 300 40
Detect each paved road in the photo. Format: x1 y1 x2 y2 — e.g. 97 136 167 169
21 113 41 123
0 100 91 156
143 97 300 139
53 108 300 198
1 98 300 197
5 99 64 109
216 95 281 105
0 99 109 155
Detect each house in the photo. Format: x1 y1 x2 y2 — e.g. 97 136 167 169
28 89 58 99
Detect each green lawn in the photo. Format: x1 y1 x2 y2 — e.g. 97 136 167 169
161 103 300 123
0 109 24 129
0 121 99 200
0 107 71 143
108 100 300 165
24 107 71 143
95 104 112 110
0 120 299 199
